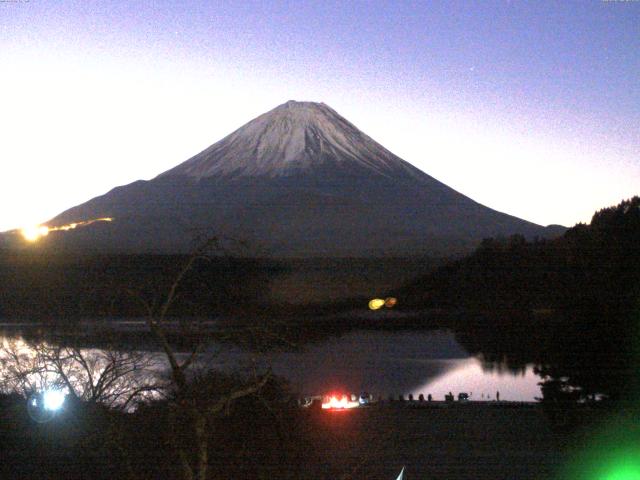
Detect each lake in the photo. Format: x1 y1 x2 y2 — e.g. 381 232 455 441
0 324 542 402
258 330 542 401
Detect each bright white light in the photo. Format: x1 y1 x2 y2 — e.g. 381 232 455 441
21 225 50 242
43 390 65 411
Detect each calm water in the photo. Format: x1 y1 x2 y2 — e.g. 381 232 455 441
0 326 542 402
204 329 541 401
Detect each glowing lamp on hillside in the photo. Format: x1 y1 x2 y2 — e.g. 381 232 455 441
368 298 385 310
21 225 50 242
384 297 397 308
20 218 114 243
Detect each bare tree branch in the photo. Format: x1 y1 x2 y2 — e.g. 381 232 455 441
208 369 273 416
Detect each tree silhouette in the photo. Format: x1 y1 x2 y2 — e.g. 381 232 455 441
127 237 273 480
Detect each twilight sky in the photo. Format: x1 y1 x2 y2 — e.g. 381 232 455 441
1 0 638 232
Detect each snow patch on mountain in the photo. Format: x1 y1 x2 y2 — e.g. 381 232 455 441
160 101 427 182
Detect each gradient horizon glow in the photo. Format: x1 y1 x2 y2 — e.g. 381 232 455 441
1 0 638 232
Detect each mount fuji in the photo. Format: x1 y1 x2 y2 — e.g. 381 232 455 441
33 101 562 256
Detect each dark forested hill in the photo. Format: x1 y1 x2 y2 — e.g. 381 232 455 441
402 197 640 406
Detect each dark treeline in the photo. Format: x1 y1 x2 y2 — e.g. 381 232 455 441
402 197 640 410
0 253 434 323
0 253 284 321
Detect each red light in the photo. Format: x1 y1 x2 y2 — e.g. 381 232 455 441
321 394 359 410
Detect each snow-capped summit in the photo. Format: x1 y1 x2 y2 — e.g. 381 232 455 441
160 100 425 182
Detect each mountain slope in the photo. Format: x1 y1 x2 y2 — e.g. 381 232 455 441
40 100 561 256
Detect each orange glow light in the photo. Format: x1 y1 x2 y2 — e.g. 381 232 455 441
21 225 50 242
20 218 113 242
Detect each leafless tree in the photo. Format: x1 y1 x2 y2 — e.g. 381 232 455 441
128 237 273 480
1 237 275 480
0 337 163 411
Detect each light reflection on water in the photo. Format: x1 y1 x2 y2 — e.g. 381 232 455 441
0 335 165 409
415 359 541 402
0 328 543 403
257 330 542 400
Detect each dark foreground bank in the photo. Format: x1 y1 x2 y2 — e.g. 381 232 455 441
303 403 564 480
0 390 568 480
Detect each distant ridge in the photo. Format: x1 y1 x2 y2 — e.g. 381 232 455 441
35 100 563 256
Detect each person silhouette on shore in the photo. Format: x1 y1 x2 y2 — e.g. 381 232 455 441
496 391 500 401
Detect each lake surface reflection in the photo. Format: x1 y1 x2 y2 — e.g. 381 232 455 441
211 330 542 401
0 326 542 402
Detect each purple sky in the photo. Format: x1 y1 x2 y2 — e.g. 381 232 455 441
1 0 638 231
